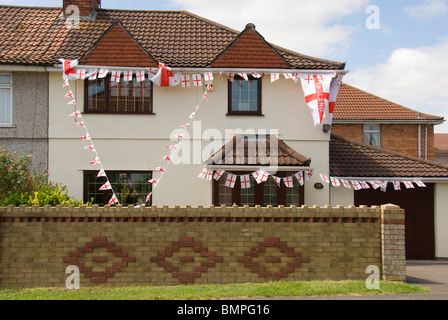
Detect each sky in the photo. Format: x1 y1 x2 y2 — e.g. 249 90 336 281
2 0 448 132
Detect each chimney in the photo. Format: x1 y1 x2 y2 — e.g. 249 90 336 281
63 0 101 18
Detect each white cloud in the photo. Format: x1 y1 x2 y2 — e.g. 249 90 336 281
169 0 369 58
404 0 448 20
345 36 448 132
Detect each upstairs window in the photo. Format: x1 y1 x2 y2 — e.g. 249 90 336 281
85 75 153 114
228 75 262 115
0 74 12 125
363 124 380 147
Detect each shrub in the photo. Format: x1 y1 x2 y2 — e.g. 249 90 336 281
0 147 88 206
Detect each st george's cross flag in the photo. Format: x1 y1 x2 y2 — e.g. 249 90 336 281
151 63 181 87
330 177 341 187
60 59 78 81
299 74 334 126
214 169 225 181
108 194 118 205
99 181 112 191
240 175 251 189
295 172 304 186
225 173 237 188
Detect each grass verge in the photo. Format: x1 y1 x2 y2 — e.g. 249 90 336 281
0 280 428 300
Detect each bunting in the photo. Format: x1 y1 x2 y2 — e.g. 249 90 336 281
61 66 120 206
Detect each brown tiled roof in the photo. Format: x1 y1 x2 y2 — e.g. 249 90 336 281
334 83 444 121
329 134 448 178
206 135 312 167
435 134 448 151
0 5 346 69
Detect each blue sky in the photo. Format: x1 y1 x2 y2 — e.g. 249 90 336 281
2 0 448 132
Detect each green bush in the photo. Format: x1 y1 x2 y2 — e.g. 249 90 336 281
0 147 88 207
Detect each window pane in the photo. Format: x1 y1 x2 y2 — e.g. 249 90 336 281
110 76 152 113
263 176 278 206
0 75 11 85
218 176 232 206
363 132 380 147
364 125 379 132
240 175 255 206
230 78 259 113
0 88 12 124
87 78 106 111
285 172 301 206
86 171 152 206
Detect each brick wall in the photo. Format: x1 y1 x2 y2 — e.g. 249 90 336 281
0 204 405 288
332 123 435 160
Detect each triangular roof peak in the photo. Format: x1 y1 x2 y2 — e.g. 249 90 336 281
80 21 158 68
211 23 291 69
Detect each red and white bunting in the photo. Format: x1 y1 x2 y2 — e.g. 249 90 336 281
97 169 106 178
305 169 314 181
404 181 415 189
99 181 112 191
88 70 98 80
155 167 165 173
241 175 251 189
369 181 380 189
64 90 74 99
81 134 91 141
192 74 203 87
148 179 158 186
273 176 282 187
111 71 121 83
108 193 118 205
214 169 225 181
123 70 133 82
238 73 248 81
283 73 294 80
360 181 370 189
204 72 214 82
98 69 109 79
83 145 96 152
341 179 351 189
352 180 362 191
295 172 304 186
271 73 280 82
69 111 81 118
136 70 145 82
415 180 426 187
227 73 235 82
90 157 101 165
181 74 191 88
252 72 263 78
331 177 340 187
74 121 85 128
206 170 213 181
198 167 208 180
283 176 294 188
225 173 237 188
320 174 330 184
393 181 401 190
67 99 76 105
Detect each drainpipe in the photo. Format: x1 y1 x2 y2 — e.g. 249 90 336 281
418 124 422 158
425 123 428 160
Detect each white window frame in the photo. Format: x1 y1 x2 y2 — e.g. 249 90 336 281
363 124 381 147
0 73 13 127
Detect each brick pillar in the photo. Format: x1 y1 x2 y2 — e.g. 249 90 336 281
381 204 406 281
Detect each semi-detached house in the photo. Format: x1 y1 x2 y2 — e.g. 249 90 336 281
0 0 447 260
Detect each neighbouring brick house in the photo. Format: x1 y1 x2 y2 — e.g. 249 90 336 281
0 0 447 264
332 83 444 161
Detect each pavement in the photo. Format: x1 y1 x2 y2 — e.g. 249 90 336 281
292 260 448 300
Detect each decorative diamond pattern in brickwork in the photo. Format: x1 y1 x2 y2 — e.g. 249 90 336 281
238 237 310 280
151 237 223 283
63 237 136 283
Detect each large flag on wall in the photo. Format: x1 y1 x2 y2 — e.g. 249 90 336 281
299 74 334 126
328 74 343 126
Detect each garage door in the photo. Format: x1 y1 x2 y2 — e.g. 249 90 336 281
355 183 435 260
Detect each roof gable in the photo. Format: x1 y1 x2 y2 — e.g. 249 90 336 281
80 22 157 67
211 23 290 69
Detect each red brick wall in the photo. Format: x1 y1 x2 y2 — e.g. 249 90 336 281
332 123 435 160
0 205 407 288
